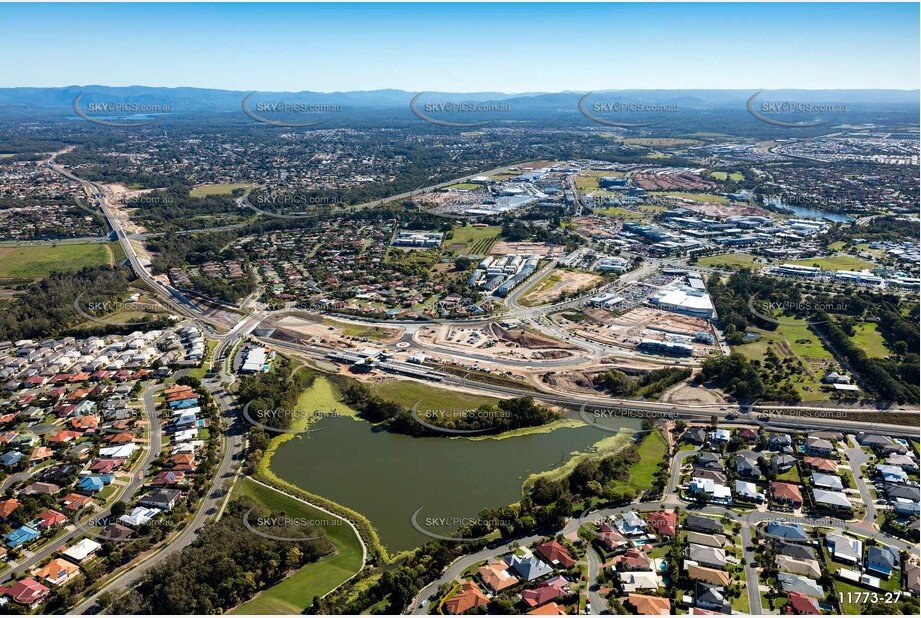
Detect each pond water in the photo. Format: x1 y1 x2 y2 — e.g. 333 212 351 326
270 379 636 551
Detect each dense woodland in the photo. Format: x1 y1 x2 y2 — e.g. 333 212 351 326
0 266 169 341
593 366 692 399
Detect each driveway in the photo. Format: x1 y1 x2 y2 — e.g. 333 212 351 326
843 444 877 526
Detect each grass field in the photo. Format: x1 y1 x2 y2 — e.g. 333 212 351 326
0 242 120 278
625 430 667 490
790 255 877 271
651 192 729 203
697 253 757 268
446 225 500 255
850 323 890 358
710 171 745 182
595 206 647 219
190 182 251 197
321 318 397 341
734 320 834 401
371 379 501 411
229 477 364 615
444 183 481 190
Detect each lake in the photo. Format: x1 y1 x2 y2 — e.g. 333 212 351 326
270 380 636 552
765 197 854 223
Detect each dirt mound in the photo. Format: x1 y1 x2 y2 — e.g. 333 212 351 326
491 324 577 350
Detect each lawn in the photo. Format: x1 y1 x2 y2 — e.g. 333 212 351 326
445 225 500 255
790 255 877 271
0 242 120 278
444 183 481 190
370 379 500 411
229 477 364 615
616 430 668 492
189 182 251 197
776 466 801 483
697 253 757 268
850 323 890 358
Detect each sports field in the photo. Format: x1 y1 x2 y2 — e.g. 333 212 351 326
190 182 251 197
445 225 500 255
0 242 121 278
697 253 757 268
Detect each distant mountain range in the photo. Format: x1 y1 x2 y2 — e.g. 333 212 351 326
0 86 918 112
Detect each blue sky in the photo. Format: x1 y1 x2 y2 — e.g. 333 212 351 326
1 2 918 91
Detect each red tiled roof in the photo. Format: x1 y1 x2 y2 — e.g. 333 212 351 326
785 592 821 615
536 540 577 569
771 481 803 503
646 510 677 537
3 578 50 605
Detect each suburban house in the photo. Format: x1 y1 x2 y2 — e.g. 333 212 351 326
521 576 568 608
615 511 648 537
139 489 181 511
776 555 822 579
686 544 727 569
825 533 862 565
535 540 576 569
507 554 554 581
772 454 797 472
784 591 821 615
612 548 654 572
735 480 765 503
478 561 518 593
526 601 566 615
35 558 80 586
811 473 844 491
804 437 835 456
645 510 677 537
803 457 838 473
620 571 661 592
596 522 628 550
61 538 101 563
778 572 824 598
812 489 853 514
770 482 804 508
695 582 731 613
627 592 671 615
686 564 731 587
734 455 761 479
866 545 899 578
685 514 722 534
765 522 810 544
0 577 50 609
444 582 488 615
686 532 727 548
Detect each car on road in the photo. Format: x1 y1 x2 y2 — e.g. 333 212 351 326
418 600 428 609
